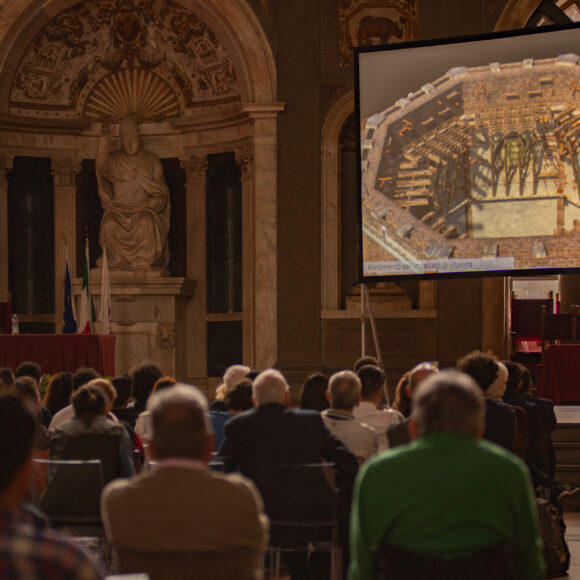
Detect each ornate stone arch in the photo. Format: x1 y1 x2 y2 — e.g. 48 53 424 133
0 0 276 112
0 0 281 380
321 90 354 311
495 0 540 30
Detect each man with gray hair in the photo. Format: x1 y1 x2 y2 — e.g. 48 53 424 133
349 370 545 580
220 368 358 579
101 384 268 580
322 370 378 464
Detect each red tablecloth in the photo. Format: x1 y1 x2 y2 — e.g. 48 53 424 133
0 334 115 376
537 344 580 404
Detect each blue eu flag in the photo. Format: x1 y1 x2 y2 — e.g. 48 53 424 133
63 261 78 333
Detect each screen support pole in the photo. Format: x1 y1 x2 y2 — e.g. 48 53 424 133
360 283 383 367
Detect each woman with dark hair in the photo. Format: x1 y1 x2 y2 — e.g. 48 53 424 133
392 371 412 418
41 382 134 521
298 373 329 412
49 382 134 483
43 372 73 416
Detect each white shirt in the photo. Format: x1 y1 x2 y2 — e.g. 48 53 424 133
353 401 404 452
321 408 378 464
48 404 74 430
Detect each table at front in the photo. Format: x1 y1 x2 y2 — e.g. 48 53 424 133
0 334 116 376
537 344 580 404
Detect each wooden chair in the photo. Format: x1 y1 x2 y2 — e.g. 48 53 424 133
254 462 342 580
32 458 110 568
373 540 522 580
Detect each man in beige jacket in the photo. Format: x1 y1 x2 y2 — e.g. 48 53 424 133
101 383 269 580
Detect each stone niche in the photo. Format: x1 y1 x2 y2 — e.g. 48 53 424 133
74 273 195 377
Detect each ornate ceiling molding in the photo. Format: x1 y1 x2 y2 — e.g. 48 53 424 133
8 0 241 121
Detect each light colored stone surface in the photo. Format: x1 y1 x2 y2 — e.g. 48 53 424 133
73 275 195 378
96 117 170 271
52 157 80 333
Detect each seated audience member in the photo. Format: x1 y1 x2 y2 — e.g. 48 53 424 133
391 371 412 417
487 362 529 459
322 371 378 464
210 379 254 450
224 379 254 414
110 374 134 423
349 370 545 580
518 364 557 478
457 351 516 452
13 376 50 452
102 384 268 580
211 364 251 412
354 365 402 451
125 362 163 428
15 361 51 428
49 367 100 430
0 395 102 579
43 372 73 417
134 376 176 443
387 363 438 449
352 355 380 374
219 369 358 579
298 372 329 412
0 367 14 393
48 383 134 484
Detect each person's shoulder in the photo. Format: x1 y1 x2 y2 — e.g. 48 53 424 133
207 470 265 507
286 408 322 420
475 438 528 472
488 399 515 415
358 419 378 437
6 519 102 579
102 472 138 504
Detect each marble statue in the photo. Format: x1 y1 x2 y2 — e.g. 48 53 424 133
96 115 170 272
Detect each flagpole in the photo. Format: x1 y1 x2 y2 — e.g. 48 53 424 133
86 228 92 333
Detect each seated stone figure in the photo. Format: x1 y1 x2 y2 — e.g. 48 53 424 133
96 114 170 271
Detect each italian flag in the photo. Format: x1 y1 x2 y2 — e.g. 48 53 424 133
78 237 96 334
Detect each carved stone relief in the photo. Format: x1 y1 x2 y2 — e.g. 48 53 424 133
156 321 176 349
338 0 419 67
9 0 240 120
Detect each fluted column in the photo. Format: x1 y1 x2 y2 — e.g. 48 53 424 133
52 158 81 333
181 154 208 380
0 156 14 304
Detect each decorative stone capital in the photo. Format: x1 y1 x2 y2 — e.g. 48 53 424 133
235 145 253 178
181 155 207 184
52 158 82 187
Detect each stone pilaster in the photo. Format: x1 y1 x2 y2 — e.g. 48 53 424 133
0 156 14 303
52 158 81 333
241 103 284 369
235 144 255 367
181 154 208 380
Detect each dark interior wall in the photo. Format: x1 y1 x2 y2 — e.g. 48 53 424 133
436 277 483 367
276 3 323 367
269 0 516 372
420 0 510 38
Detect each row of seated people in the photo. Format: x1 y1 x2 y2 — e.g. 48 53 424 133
0 354 562 579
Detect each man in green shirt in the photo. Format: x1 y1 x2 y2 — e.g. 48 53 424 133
349 369 545 580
